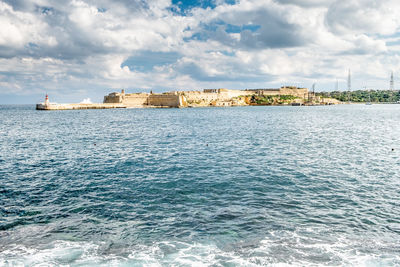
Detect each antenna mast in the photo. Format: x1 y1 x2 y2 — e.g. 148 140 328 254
347 69 351 103
390 71 394 102
311 83 316 102
390 71 394 91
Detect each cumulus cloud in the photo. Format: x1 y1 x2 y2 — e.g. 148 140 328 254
0 0 400 103
326 0 400 35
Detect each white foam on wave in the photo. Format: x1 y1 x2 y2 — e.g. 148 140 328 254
123 230 400 266
0 240 258 267
0 240 124 267
127 241 259 266
250 230 400 267
1 232 399 266
80 98 92 104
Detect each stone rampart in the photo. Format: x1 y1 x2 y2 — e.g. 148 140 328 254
123 93 149 106
148 94 187 107
278 87 308 98
102 87 309 108
181 89 249 104
103 91 187 108
103 92 122 103
182 91 220 102
248 87 308 98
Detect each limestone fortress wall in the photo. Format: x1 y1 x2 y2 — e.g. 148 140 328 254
103 87 309 108
103 90 187 107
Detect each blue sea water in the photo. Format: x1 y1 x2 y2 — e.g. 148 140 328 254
0 104 400 266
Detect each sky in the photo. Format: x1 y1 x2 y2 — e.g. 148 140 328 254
1 0 400 104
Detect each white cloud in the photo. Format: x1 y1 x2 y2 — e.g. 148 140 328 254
326 0 400 36
0 2 50 53
1 0 400 103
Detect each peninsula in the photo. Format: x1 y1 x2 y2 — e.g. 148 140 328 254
36 87 340 110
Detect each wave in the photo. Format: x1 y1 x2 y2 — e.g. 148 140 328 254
80 98 92 104
1 232 399 266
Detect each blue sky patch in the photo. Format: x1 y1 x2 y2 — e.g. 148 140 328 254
184 32 209 41
387 39 400 46
27 42 39 48
385 32 400 46
225 24 261 33
183 21 225 41
40 6 54 15
170 0 236 15
184 21 260 42
172 0 216 11
220 50 235 56
121 51 181 72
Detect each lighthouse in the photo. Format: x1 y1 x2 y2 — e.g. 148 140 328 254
45 94 49 106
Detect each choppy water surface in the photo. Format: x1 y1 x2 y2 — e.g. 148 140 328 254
1 104 400 266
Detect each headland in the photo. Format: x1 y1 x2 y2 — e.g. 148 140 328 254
36 87 341 110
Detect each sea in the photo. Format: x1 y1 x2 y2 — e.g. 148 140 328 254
0 104 399 266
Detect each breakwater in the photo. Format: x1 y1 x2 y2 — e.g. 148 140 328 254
36 103 127 110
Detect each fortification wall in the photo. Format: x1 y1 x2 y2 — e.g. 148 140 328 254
104 91 187 107
103 93 122 103
104 92 149 106
279 87 308 98
182 89 250 103
148 94 187 107
182 91 220 102
103 87 309 108
253 87 308 98
123 93 149 106
256 90 280 96
222 90 249 98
